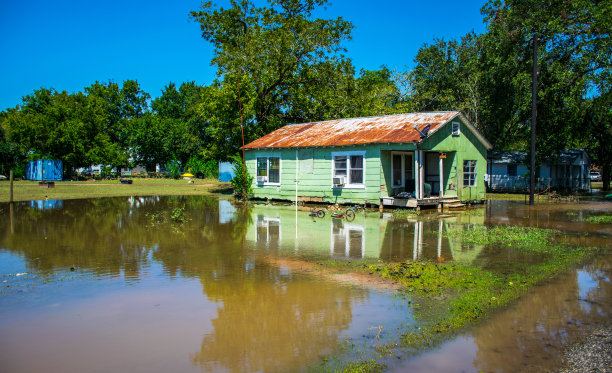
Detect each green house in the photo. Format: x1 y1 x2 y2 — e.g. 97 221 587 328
242 111 492 207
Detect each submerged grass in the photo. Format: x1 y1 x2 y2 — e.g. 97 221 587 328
316 224 598 370
581 215 612 223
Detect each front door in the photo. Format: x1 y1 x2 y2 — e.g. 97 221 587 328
391 152 415 195
425 153 441 195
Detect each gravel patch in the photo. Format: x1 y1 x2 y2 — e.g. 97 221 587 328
556 327 612 373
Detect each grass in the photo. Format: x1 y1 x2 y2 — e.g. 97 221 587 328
0 178 231 202
315 225 598 371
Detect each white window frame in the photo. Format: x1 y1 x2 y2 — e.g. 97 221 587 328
463 160 477 187
452 121 460 136
330 223 365 258
331 150 366 188
391 151 414 188
256 155 281 186
255 216 281 248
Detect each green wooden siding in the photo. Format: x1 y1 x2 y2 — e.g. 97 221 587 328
419 117 488 201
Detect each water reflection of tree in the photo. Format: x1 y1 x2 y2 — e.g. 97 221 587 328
471 255 612 372
192 260 366 373
0 196 252 281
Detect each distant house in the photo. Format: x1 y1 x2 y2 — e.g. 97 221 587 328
242 111 492 207
486 149 591 192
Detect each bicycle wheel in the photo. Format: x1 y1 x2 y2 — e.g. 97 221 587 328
345 209 355 221
317 209 325 218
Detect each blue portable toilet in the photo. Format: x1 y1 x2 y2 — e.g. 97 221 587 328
25 160 63 181
218 161 236 182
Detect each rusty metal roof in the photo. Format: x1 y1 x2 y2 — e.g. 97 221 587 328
243 111 470 149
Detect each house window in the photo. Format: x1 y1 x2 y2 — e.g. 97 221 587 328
332 151 365 188
463 160 477 187
452 121 460 136
508 164 517 177
350 155 363 184
256 156 281 185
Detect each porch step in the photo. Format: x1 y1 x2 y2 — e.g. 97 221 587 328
441 198 461 204
446 202 466 209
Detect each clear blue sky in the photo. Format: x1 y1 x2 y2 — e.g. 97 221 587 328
0 0 487 111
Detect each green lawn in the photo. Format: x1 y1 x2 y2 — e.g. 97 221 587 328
0 178 231 202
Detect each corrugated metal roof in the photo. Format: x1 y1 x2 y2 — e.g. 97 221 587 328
243 112 462 149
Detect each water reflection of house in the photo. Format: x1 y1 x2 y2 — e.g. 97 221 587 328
245 205 486 264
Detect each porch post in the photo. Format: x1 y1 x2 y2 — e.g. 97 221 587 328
439 154 443 198
414 151 420 199
419 150 424 198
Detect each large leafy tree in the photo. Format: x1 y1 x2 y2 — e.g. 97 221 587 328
0 116 21 175
406 34 484 131
85 80 150 169
190 0 353 139
479 0 611 156
150 82 208 166
1 88 111 174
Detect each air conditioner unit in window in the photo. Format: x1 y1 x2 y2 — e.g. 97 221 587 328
333 176 345 186
256 176 267 184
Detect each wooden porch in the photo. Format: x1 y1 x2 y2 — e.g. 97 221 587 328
380 195 465 210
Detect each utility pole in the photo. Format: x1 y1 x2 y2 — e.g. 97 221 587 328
237 75 247 199
530 34 538 205
9 169 14 203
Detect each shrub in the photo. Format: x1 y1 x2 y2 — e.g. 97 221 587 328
166 159 182 179
230 154 252 200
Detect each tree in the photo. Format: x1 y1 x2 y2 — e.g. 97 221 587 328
2 88 103 173
479 0 611 157
151 82 208 166
190 0 353 139
129 113 170 171
0 117 21 176
85 79 150 169
402 33 485 137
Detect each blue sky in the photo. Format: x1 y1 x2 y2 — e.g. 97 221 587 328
0 0 487 111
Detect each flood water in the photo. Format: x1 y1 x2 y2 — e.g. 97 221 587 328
0 197 610 372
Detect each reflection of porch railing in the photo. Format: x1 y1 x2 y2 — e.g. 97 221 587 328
486 175 590 192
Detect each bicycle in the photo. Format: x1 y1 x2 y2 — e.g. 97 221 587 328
331 208 355 221
348 203 366 214
309 207 326 218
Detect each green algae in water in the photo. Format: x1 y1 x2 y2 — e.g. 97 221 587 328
581 215 612 223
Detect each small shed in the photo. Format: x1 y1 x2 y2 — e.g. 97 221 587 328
219 161 236 182
25 160 63 181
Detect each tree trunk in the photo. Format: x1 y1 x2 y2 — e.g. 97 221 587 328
603 163 610 192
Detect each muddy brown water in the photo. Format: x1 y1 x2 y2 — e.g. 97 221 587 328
0 197 610 372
